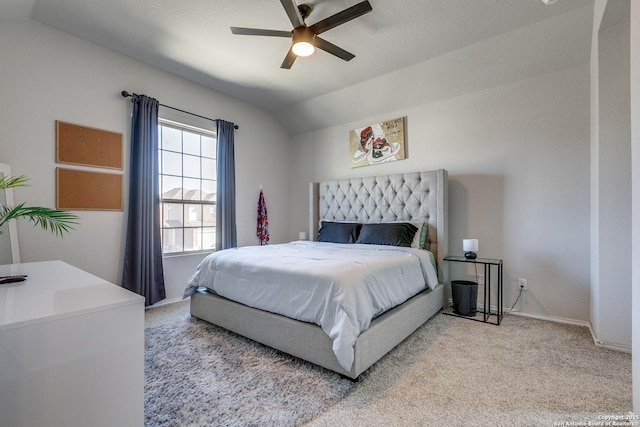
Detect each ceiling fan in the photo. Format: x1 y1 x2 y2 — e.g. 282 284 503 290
230 0 373 69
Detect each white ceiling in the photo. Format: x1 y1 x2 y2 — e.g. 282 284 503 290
4 0 593 128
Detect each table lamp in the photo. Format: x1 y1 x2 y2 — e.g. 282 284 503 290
463 239 478 260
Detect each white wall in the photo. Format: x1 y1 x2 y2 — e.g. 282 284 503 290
0 20 292 301
590 0 632 350
630 0 640 415
276 5 593 135
289 64 591 322
590 0 604 346
285 7 596 323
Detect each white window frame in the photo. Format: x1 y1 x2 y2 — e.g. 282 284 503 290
158 118 217 255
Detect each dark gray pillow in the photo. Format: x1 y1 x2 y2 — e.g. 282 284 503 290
317 221 362 244
356 223 419 247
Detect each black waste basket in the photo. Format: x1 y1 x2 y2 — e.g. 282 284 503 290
451 280 478 316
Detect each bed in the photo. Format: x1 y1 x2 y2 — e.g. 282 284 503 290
187 169 448 379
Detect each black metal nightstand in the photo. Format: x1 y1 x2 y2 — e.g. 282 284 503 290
444 255 504 325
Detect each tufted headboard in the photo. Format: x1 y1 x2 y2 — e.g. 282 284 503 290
309 169 448 284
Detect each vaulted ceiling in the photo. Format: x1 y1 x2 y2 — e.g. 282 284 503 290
2 0 594 133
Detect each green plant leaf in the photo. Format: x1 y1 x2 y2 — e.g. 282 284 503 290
0 175 29 191
0 174 79 237
0 204 79 237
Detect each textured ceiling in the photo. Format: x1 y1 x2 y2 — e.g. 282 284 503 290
3 0 593 128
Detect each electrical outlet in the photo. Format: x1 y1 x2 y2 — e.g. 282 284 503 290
478 274 485 285
518 278 528 291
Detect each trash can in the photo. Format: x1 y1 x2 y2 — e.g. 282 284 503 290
451 280 478 316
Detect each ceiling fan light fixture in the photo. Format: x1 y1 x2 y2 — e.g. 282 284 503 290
230 1 372 68
292 41 315 56
292 27 315 57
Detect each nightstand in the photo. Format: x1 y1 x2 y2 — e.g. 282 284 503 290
444 255 504 325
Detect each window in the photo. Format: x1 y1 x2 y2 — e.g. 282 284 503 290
158 119 216 254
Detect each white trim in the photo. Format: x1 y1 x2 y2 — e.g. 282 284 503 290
145 296 183 310
506 309 631 353
158 117 216 137
586 324 632 353
506 308 590 327
0 162 21 264
450 298 632 353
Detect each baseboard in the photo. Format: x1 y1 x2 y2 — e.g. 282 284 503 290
506 309 631 353
447 298 631 353
505 308 590 327
586 324 632 353
145 296 184 310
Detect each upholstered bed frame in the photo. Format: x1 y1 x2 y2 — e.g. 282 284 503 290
191 169 448 378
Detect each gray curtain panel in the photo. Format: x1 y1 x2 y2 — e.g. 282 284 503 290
215 120 237 250
122 94 166 306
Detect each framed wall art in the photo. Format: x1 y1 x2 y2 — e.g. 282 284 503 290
349 117 406 168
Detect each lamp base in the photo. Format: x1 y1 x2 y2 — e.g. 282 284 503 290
464 251 477 260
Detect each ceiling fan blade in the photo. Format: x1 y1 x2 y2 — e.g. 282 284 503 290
230 27 292 37
309 1 372 35
314 37 355 62
280 0 305 28
280 47 297 69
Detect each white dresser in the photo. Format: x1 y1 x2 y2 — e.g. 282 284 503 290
0 260 145 427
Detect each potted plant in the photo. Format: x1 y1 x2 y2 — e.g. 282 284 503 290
0 174 78 236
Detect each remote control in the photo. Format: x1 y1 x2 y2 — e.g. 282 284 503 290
0 275 28 284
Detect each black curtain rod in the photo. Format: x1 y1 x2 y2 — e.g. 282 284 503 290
120 91 239 130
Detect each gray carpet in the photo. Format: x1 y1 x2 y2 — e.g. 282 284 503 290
145 301 632 427
145 302 354 426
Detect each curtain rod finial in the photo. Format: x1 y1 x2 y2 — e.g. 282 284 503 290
121 90 131 98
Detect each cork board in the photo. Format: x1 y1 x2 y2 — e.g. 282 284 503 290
56 121 123 169
56 168 123 210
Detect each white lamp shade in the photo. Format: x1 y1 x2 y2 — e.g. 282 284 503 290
463 239 478 252
292 41 315 57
